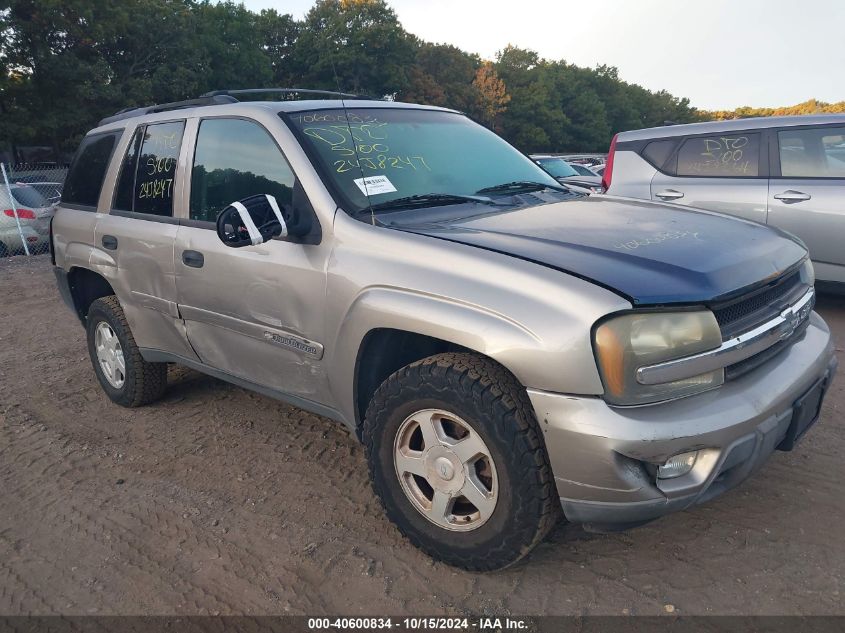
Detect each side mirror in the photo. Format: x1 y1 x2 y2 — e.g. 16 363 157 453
216 194 288 248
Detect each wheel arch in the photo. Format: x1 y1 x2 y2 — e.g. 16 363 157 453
67 266 117 323
332 287 549 433
353 328 471 436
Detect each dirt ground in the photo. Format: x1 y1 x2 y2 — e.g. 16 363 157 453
0 255 843 616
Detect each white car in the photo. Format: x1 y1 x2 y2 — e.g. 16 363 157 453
0 184 54 256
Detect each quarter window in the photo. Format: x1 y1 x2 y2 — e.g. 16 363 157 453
676 133 760 177
63 132 121 207
190 118 296 223
778 127 845 178
112 121 185 217
114 128 142 212
642 139 677 170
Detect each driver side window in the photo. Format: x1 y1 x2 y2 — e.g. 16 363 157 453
190 118 296 223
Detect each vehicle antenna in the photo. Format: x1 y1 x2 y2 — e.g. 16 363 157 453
330 58 376 226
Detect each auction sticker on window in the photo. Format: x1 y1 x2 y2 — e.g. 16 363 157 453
353 175 397 196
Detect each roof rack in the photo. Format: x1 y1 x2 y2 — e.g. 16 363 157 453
98 88 383 127
201 88 382 101
98 95 238 126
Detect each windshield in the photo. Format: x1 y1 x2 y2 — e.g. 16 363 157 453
10 185 49 208
285 108 560 214
535 158 579 178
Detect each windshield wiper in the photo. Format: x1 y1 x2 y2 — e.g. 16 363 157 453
365 193 499 214
476 180 570 195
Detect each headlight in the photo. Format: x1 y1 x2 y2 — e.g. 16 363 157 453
594 311 723 406
800 258 815 287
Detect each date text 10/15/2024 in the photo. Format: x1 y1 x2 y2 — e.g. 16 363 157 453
307 617 530 630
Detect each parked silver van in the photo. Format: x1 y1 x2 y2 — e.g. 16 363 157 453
604 115 845 291
52 91 836 569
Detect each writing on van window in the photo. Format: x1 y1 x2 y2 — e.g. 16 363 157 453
677 134 759 177
297 113 432 174
135 121 184 215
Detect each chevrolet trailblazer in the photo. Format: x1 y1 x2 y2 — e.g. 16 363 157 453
51 89 837 570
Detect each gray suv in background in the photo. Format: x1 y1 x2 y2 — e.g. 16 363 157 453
51 91 836 569
604 115 845 292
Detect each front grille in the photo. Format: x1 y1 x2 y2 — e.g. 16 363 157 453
724 316 811 381
709 268 814 381
711 270 805 340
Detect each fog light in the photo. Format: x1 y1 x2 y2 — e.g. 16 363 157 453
658 451 699 479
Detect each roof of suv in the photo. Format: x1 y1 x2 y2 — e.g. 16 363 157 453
617 114 845 142
91 99 457 135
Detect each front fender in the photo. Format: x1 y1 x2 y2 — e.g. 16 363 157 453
328 285 612 427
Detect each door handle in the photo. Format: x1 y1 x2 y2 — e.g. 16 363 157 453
774 190 811 203
655 189 685 201
182 250 204 268
101 235 118 250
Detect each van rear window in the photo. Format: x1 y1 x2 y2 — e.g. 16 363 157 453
62 132 121 207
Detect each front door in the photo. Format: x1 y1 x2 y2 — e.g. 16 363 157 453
768 125 845 284
174 116 331 404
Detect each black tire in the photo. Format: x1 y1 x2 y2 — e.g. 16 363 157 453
86 295 168 407
363 352 559 571
0 242 8 258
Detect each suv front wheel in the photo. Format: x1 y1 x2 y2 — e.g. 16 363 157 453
86 296 168 407
363 352 559 570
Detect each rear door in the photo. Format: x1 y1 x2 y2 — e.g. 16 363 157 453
94 119 198 360
768 124 845 284
51 130 122 266
650 130 769 224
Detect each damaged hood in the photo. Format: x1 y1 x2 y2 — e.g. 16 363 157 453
396 195 808 305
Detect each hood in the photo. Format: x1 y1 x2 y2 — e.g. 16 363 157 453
397 195 808 305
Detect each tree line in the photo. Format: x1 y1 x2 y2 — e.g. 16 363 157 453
1 0 841 161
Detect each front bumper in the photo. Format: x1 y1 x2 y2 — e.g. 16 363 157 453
528 311 837 530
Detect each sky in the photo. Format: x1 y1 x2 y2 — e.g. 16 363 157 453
237 0 844 111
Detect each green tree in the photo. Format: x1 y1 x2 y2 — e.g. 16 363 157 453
291 0 414 96
403 42 480 112
495 47 571 151
256 8 299 87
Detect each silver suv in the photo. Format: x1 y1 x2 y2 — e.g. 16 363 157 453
604 115 845 292
52 90 837 570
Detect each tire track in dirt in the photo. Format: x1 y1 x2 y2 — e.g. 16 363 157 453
1 256 843 615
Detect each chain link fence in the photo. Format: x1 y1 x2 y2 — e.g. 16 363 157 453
0 162 68 258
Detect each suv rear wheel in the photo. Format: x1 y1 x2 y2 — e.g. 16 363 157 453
363 352 559 570
86 296 168 407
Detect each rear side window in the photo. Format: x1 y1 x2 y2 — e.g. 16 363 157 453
676 133 760 177
62 132 120 207
113 121 185 217
114 128 143 211
778 126 845 178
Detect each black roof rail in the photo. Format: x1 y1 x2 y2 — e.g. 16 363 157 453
97 95 238 127
201 88 383 101
97 88 384 128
